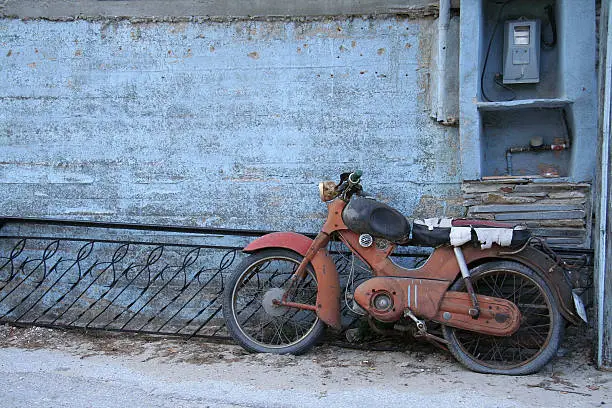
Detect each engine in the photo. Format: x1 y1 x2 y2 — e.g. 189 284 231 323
353 276 450 322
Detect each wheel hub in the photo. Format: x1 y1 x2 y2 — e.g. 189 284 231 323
262 288 289 317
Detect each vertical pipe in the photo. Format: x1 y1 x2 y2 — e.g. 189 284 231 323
597 0 612 369
437 0 451 122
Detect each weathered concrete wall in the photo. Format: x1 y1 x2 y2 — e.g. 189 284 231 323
0 0 461 19
0 16 462 232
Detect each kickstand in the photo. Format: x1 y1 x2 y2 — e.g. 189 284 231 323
414 331 449 351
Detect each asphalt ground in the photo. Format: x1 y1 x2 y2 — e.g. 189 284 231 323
0 324 609 408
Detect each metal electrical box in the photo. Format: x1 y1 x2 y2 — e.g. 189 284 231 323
503 19 541 84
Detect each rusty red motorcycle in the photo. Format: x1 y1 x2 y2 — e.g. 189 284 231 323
223 171 586 374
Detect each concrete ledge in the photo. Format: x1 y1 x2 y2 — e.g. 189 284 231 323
0 0 460 20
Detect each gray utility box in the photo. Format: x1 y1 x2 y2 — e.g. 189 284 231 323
503 19 541 84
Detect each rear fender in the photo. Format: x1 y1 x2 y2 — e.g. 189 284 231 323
244 232 341 330
462 245 581 325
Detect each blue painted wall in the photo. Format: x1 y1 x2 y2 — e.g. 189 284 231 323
0 17 463 232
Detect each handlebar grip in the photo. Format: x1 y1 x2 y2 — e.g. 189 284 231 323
349 170 363 183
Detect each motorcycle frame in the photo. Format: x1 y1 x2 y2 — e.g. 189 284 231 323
244 198 582 330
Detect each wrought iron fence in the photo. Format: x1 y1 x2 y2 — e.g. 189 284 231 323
0 217 430 339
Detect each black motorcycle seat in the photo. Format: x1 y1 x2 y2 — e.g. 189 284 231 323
342 196 411 243
411 218 530 248
451 219 519 229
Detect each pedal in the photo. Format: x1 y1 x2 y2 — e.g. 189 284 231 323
403 308 426 333
404 308 448 350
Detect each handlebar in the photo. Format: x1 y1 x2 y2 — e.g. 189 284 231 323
348 170 363 183
336 170 363 201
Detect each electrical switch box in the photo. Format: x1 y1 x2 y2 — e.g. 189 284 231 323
503 19 541 84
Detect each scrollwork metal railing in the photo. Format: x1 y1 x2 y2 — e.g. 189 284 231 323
0 217 432 339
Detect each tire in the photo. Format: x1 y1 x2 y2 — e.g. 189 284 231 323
442 260 564 375
223 249 325 355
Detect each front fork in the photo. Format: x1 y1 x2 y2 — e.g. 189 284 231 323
273 232 331 311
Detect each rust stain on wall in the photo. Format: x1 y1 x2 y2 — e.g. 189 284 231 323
416 19 434 110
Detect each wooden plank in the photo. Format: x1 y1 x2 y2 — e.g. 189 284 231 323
462 193 479 199
527 219 586 227
462 199 482 207
512 183 590 193
467 213 495 220
505 192 549 198
480 193 538 204
544 237 588 246
548 191 587 199
494 210 586 220
467 178 530 184
532 228 586 238
535 198 587 205
462 184 510 194
471 204 583 213
480 176 531 181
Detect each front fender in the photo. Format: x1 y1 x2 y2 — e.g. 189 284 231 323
244 232 341 330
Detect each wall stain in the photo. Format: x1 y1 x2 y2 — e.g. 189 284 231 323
130 28 141 40
169 22 188 34
416 19 434 110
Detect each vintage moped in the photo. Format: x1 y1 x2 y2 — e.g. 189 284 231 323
223 171 586 374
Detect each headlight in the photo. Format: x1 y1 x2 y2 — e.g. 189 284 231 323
318 181 338 202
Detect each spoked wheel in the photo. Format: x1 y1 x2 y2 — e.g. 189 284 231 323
223 249 325 354
442 260 564 375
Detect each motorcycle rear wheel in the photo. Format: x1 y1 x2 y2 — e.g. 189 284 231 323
223 249 325 355
442 260 564 375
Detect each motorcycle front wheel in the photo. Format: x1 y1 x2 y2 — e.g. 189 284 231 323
222 249 325 355
442 260 564 375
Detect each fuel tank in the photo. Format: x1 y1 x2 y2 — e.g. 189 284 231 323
342 196 410 243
